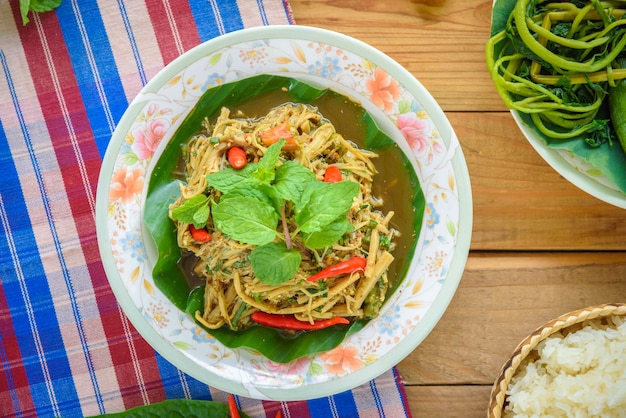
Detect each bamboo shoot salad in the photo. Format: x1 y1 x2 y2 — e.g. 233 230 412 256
169 103 399 333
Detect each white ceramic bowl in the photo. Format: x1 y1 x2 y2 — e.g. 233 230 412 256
96 25 472 400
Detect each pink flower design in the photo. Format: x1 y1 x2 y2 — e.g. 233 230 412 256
265 356 310 375
365 67 401 113
109 166 144 204
132 119 168 160
319 345 363 375
397 113 429 155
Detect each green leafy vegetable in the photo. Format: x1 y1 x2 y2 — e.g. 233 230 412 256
249 242 302 285
211 195 279 246
170 194 210 228
274 160 317 204
20 0 61 26
302 216 355 249
486 0 626 194
295 181 360 233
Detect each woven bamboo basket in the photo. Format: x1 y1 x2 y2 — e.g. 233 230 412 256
487 303 626 418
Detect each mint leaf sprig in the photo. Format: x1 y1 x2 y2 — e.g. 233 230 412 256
172 139 360 286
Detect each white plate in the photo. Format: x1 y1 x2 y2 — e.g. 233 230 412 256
96 25 472 400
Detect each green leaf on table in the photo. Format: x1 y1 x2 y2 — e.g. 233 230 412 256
20 0 62 26
295 180 360 233
94 399 250 418
211 195 278 245
250 242 301 285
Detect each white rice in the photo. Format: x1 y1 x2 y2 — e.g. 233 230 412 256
503 315 626 417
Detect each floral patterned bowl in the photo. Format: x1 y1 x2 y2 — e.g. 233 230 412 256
96 25 472 400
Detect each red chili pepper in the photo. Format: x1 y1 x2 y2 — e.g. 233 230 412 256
227 394 240 418
227 146 247 169
307 256 367 282
251 312 349 330
259 122 299 150
323 165 342 183
189 225 212 242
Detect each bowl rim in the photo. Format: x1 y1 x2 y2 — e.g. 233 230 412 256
488 302 626 418
96 24 473 400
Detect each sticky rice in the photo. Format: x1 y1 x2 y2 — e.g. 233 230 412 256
503 315 626 417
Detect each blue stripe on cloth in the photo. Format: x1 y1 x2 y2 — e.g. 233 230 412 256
189 0 244 42
115 0 147 86
369 377 385 418
0 51 84 417
55 0 129 159
256 0 270 26
330 390 360 417
154 353 213 401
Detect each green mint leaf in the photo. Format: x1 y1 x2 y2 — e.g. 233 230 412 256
296 180 360 233
226 183 283 213
274 160 317 204
170 194 210 228
251 139 285 184
211 196 279 245
206 163 260 194
250 242 301 285
302 216 355 249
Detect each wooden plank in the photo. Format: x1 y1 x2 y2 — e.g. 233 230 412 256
397 251 626 385
402 385 492 417
289 0 506 112
450 112 626 250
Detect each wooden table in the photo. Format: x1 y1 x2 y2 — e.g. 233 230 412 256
289 1 626 416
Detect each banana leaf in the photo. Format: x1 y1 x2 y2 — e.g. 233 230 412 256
490 0 626 194
144 74 422 363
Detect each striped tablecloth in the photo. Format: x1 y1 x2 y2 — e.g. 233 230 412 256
0 1 412 417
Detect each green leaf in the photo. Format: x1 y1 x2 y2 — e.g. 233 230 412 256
211 196 278 245
274 160 317 204
296 180 360 233
250 242 301 285
94 399 250 418
28 0 61 12
225 183 283 213
20 0 61 25
206 164 260 193
302 216 354 249
255 139 285 182
170 194 210 228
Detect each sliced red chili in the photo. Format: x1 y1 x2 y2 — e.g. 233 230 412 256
227 146 247 169
251 312 349 330
307 256 367 282
227 394 240 418
323 165 342 183
189 225 212 242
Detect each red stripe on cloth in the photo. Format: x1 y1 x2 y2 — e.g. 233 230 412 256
145 0 200 65
264 400 310 417
16 10 166 406
0 292 36 416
